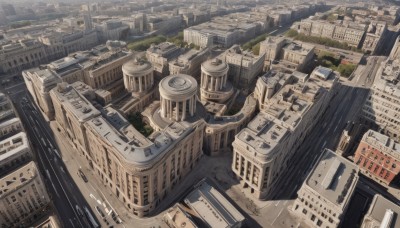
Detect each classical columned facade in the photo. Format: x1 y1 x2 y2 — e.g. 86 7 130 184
200 58 233 103
159 74 198 121
122 58 154 94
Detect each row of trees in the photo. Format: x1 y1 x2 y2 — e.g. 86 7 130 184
285 29 362 53
241 33 268 55
127 32 200 51
127 35 167 51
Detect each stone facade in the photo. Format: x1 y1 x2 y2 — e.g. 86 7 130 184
0 162 50 227
232 67 339 199
362 58 400 142
291 149 359 228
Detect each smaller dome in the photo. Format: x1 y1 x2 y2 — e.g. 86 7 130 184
122 58 152 75
201 58 229 74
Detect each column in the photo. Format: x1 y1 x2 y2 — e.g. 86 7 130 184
189 97 193 116
204 74 209 89
144 76 147 91
169 100 173 119
182 100 187 121
139 76 143 92
175 101 180 121
215 78 220 91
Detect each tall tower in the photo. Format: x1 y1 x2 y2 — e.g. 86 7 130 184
83 14 93 31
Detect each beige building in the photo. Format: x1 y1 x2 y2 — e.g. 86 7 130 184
159 74 198 122
291 149 359 228
232 67 339 199
23 44 132 120
0 161 50 227
50 75 206 217
163 204 198 228
0 117 23 140
50 82 101 156
0 39 47 75
221 45 265 91
298 19 366 48
279 41 315 72
184 181 245 228
204 95 257 156
362 57 400 142
146 42 183 76
390 35 400 59
169 48 210 80
117 58 157 115
0 132 32 177
360 194 400 228
0 93 16 122
200 58 233 104
259 36 286 68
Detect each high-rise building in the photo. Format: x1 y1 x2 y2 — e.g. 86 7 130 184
362 57 400 142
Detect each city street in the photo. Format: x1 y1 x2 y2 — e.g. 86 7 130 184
12 91 98 228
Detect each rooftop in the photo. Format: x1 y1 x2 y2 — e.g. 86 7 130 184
184 181 245 228
51 82 100 122
85 115 195 166
305 149 358 208
362 194 400 228
0 132 29 164
362 129 400 157
283 41 315 56
0 161 39 198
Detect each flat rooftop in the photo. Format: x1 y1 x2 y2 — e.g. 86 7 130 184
362 194 400 228
0 132 29 163
51 82 100 122
362 129 400 155
306 149 358 208
184 181 245 228
0 161 39 198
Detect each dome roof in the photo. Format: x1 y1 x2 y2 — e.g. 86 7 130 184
201 58 229 75
159 74 198 100
122 58 152 75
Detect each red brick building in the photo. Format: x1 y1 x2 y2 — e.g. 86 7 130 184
354 130 400 185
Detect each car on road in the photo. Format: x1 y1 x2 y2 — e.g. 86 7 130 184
78 169 88 183
96 206 105 217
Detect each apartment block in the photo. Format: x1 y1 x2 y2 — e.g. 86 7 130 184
292 149 359 228
354 130 400 186
233 67 339 199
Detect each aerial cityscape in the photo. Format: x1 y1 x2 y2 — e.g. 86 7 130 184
0 0 400 227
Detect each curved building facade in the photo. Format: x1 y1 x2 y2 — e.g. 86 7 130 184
200 58 233 103
159 74 197 121
122 58 154 94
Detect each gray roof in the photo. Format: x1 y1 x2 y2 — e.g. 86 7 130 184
305 149 359 208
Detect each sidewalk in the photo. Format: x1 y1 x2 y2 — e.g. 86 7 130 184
50 121 165 228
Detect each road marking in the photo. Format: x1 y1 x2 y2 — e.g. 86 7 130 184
321 140 327 149
69 219 76 228
271 208 284 225
333 125 338 133
18 107 85 227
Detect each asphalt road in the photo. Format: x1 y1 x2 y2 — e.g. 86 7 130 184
12 91 99 228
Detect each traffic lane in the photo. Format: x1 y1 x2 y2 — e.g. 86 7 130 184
16 102 82 227
19 99 98 227
275 85 360 199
